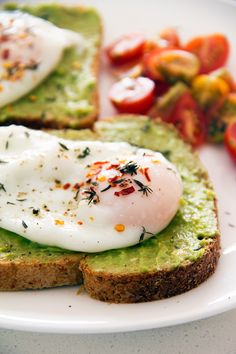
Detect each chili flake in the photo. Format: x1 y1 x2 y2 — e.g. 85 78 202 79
63 183 71 190
114 224 125 232
114 186 135 197
55 219 64 226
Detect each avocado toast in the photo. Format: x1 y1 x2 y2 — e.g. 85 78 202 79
0 3 102 129
0 116 220 303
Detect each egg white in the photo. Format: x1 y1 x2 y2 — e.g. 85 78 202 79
0 125 183 252
0 11 84 107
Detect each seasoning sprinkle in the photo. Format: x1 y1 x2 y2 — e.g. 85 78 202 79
114 224 125 232
0 160 8 164
22 220 28 229
0 183 6 192
32 208 40 216
139 226 154 243
78 147 90 159
59 142 69 151
7 201 15 205
101 185 111 192
82 187 100 205
55 219 64 226
114 186 135 197
133 179 152 196
119 161 139 176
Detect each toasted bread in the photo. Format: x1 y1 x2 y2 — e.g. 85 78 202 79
0 116 220 303
0 3 102 129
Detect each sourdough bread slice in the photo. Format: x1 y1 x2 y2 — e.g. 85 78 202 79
0 4 102 129
0 116 220 302
80 116 220 303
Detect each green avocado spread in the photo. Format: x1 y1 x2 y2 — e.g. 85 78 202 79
0 116 219 274
0 4 102 128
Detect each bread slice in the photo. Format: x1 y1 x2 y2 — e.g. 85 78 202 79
0 3 102 129
0 116 220 302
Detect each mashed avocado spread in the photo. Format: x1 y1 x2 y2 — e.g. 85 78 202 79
0 4 101 127
0 116 219 273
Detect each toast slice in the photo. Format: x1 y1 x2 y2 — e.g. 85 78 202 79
0 116 220 302
0 3 102 129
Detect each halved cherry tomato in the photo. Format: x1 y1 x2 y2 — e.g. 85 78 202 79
144 28 180 54
144 49 199 83
106 33 145 65
192 75 229 112
109 77 155 114
184 34 229 74
225 121 236 162
167 92 207 147
159 27 181 49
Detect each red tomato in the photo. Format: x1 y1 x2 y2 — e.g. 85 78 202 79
159 27 181 49
225 121 236 162
184 34 229 74
143 48 166 80
109 77 155 114
143 49 199 82
167 92 207 147
106 34 146 65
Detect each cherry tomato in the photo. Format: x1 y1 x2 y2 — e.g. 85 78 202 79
192 75 229 112
106 34 145 65
167 92 207 147
109 77 155 114
210 67 235 91
159 27 181 49
225 121 236 162
144 49 199 83
184 34 229 74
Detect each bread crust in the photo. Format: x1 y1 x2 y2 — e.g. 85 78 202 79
0 255 83 291
80 235 220 303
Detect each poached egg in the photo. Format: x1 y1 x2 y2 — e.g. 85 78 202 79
0 126 183 252
0 11 84 107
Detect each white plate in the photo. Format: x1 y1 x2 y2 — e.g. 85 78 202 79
1 0 236 334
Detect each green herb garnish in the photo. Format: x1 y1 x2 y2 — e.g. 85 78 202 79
82 187 99 205
133 179 152 196
59 142 69 151
139 226 154 243
78 147 90 159
22 220 28 229
0 183 6 192
119 161 139 176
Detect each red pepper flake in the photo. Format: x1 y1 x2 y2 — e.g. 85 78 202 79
108 175 119 184
73 182 81 190
2 48 10 60
107 163 120 170
144 167 151 182
77 220 83 225
114 186 135 197
86 167 102 178
63 183 71 190
93 161 109 165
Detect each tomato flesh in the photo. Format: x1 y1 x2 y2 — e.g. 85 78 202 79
109 77 155 114
225 121 236 162
144 49 199 82
184 34 229 74
167 92 207 147
106 34 145 65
